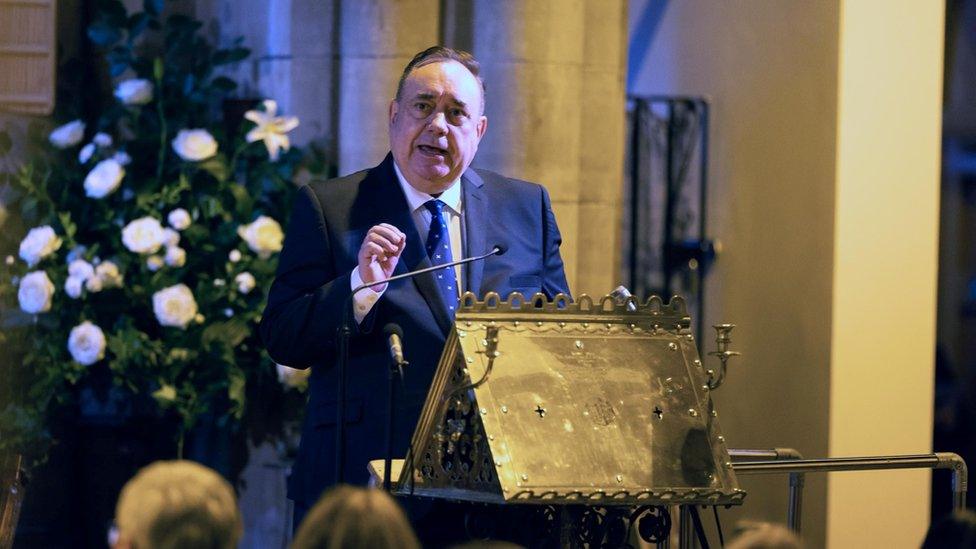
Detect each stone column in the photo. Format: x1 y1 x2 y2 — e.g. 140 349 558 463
576 0 628 296
201 0 338 154
470 0 627 296
337 0 440 175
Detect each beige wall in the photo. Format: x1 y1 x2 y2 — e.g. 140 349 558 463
630 1 943 547
827 1 943 546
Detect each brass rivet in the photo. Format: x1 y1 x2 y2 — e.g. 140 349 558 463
466 357 474 363
521 474 529 481
501 405 508 413
688 409 698 417
575 340 584 350
616 474 623 483
668 342 678 351
480 408 488 415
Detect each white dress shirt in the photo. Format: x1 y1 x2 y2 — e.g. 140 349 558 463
350 162 464 323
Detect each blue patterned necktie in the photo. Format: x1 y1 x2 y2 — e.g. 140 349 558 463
423 199 458 315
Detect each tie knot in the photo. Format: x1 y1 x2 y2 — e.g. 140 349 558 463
424 199 446 216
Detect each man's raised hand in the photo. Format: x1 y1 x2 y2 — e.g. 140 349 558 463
357 223 407 291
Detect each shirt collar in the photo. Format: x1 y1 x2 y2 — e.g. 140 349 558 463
393 161 462 215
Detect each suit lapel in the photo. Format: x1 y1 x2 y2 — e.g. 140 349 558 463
363 155 453 335
462 169 488 298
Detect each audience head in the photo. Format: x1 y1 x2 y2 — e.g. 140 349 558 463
112 460 242 549
291 485 420 549
922 510 976 548
727 521 802 549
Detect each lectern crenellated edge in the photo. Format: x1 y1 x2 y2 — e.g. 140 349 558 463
397 292 745 507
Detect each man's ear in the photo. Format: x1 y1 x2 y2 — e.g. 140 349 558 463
476 115 488 140
389 100 399 125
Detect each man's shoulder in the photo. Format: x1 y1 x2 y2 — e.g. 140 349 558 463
303 166 372 200
469 167 544 197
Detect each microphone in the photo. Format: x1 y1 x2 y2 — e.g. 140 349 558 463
383 323 405 365
352 243 508 294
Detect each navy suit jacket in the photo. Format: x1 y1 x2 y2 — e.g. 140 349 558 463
260 154 570 505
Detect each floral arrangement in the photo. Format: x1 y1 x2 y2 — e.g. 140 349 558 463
0 0 313 460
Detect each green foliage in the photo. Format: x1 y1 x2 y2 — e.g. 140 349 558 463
0 1 318 463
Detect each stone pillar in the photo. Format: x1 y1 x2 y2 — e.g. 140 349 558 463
337 0 440 175
201 0 338 154
468 0 628 296
576 0 628 296
470 0 587 292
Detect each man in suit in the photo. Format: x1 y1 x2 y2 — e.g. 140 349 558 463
259 46 571 532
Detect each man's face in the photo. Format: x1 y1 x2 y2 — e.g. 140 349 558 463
389 60 488 195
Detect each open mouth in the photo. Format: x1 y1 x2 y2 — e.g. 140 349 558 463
417 144 448 157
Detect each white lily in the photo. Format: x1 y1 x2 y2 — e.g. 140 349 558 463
244 100 299 161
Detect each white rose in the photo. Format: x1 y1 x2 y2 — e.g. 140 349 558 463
5 255 14 266
49 120 85 149
78 143 95 164
95 260 123 288
65 276 84 299
167 208 191 230
67 321 106 366
164 246 186 268
162 228 180 248
228 249 241 263
93 132 112 147
18 270 54 313
146 255 164 272
171 129 218 161
236 216 283 259
68 259 95 280
235 272 256 294
112 151 132 166
114 79 153 105
19 226 63 267
122 216 165 254
276 363 310 388
85 275 103 292
84 159 125 199
153 284 198 329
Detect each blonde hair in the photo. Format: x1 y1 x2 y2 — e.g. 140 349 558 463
114 460 242 549
291 485 420 549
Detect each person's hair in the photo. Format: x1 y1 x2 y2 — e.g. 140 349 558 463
726 522 802 549
922 510 976 548
394 45 486 111
290 485 420 549
114 460 242 549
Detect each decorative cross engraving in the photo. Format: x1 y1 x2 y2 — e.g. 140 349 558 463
535 404 547 419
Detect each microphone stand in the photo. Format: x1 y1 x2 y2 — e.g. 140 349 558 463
384 343 407 492
334 245 504 483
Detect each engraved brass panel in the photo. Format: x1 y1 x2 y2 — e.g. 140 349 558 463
399 292 744 506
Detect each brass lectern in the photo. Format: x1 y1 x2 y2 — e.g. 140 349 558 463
379 291 744 545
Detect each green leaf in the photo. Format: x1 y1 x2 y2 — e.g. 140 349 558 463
152 384 177 405
87 21 122 47
229 183 253 218
57 211 77 242
127 13 151 40
211 47 250 66
201 318 249 348
143 0 163 16
210 76 237 92
198 156 229 183
228 368 246 419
